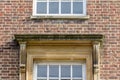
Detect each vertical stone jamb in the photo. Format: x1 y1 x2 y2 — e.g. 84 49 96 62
19 42 27 80
92 41 100 80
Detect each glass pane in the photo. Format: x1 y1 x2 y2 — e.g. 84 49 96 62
73 0 83 2
61 0 71 1
37 0 47 1
72 65 82 78
49 65 59 77
73 2 83 14
37 79 47 80
61 2 71 14
50 0 59 1
61 65 71 77
37 2 47 14
73 79 82 80
50 79 59 80
61 79 70 80
37 65 47 77
49 2 59 14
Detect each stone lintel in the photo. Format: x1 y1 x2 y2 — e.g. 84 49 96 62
14 34 104 42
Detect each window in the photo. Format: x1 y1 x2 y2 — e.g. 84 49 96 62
33 62 86 80
33 0 86 16
15 34 103 80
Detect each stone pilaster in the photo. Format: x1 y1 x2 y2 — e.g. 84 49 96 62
92 41 100 80
19 42 27 80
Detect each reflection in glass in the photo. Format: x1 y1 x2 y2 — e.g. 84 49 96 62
72 79 82 80
37 2 47 14
49 2 59 14
49 79 59 80
73 2 83 14
49 65 59 77
61 2 71 14
72 65 82 78
61 79 70 80
61 79 71 80
61 65 71 77
37 65 47 77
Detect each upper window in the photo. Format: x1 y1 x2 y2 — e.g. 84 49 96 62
33 0 86 16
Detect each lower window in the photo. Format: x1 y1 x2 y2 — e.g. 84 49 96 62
33 62 86 80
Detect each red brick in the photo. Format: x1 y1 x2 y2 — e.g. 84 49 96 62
0 0 120 80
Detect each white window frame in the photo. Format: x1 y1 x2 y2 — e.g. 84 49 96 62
33 62 86 80
32 0 86 16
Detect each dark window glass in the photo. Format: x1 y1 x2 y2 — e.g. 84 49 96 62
72 65 82 78
37 2 47 14
49 65 59 77
61 65 71 77
61 2 71 14
37 65 47 77
49 2 59 14
73 2 83 14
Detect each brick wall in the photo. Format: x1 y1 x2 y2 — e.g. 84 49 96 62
0 0 120 80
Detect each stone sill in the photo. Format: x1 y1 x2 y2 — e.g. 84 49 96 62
30 15 90 20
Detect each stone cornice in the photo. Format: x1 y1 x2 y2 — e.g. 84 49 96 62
14 34 104 42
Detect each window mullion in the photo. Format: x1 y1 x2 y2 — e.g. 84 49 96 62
47 65 49 80
71 65 72 80
47 0 49 14
59 65 61 80
71 0 73 14
82 64 86 80
59 0 61 14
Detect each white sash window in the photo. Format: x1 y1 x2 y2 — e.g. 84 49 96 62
33 0 86 16
33 62 86 80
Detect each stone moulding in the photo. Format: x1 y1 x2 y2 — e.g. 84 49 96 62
14 34 104 42
14 34 104 80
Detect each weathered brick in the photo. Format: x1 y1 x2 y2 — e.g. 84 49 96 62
0 0 120 80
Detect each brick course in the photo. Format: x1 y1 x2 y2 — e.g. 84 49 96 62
0 0 120 80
